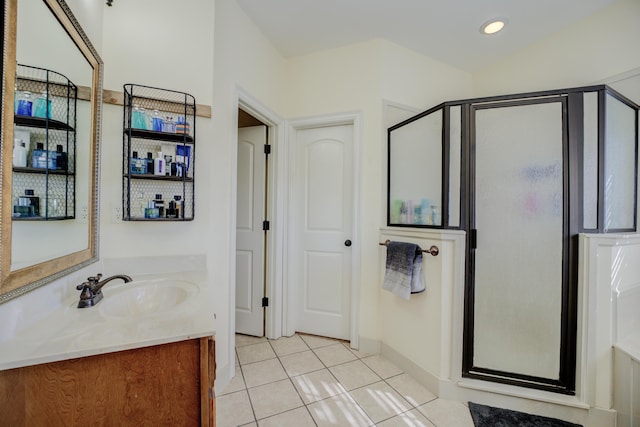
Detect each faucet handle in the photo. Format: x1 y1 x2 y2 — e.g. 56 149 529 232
87 273 103 284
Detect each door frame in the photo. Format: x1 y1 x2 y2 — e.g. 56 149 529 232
231 87 286 360
285 112 362 348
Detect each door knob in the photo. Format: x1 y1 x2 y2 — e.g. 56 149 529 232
344 240 352 247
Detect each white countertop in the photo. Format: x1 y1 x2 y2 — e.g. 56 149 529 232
0 271 215 371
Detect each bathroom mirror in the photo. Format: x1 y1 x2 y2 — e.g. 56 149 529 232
0 0 102 302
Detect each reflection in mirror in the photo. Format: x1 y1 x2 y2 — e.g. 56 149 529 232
0 0 102 302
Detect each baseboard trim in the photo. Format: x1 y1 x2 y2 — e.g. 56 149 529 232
380 341 442 396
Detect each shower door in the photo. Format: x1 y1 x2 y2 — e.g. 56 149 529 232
464 96 576 393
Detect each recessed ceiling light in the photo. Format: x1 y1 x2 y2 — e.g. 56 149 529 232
480 18 507 35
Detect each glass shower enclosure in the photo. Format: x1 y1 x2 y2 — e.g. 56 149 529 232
387 85 639 393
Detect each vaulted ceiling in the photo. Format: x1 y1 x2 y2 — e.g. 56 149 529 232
237 0 618 72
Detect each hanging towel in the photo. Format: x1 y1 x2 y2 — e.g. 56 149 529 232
382 241 426 300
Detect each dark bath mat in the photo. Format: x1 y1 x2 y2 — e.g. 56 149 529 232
468 402 583 427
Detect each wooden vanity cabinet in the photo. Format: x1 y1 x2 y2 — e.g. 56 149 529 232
0 336 215 426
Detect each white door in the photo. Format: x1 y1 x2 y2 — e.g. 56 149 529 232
236 125 267 336
292 124 354 340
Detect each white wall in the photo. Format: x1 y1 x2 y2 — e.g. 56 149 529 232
285 39 472 347
65 0 104 54
210 0 287 380
99 0 214 259
98 0 218 359
473 0 640 96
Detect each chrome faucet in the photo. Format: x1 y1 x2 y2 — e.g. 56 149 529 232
76 273 133 308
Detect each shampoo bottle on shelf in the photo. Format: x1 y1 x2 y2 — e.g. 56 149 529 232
54 145 68 170
33 91 52 119
174 195 184 219
32 142 48 169
23 189 40 216
154 194 165 217
146 152 154 174
130 151 146 174
13 138 28 167
154 151 165 176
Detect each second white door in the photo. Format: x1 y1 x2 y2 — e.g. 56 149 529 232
291 124 354 340
236 125 267 336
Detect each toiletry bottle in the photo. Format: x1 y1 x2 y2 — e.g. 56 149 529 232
152 110 163 132
146 152 154 174
166 199 177 218
33 91 52 119
132 104 148 129
144 200 159 219
23 189 40 216
154 194 165 217
431 205 440 226
55 144 68 170
154 151 165 176
32 142 48 169
130 151 146 174
164 154 173 176
162 116 176 133
13 138 28 167
174 195 184 218
16 91 33 116
175 144 191 174
14 196 34 217
133 191 146 218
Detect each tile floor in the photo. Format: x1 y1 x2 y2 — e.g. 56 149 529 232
216 333 475 426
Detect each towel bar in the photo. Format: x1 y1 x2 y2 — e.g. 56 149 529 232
379 240 439 256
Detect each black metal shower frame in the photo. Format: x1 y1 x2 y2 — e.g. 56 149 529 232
387 84 640 394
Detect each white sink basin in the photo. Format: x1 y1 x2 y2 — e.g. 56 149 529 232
99 279 198 318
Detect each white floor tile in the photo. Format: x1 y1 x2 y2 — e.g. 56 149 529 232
417 398 475 427
247 379 304 420
350 381 412 423
361 355 403 379
376 408 436 427
242 358 287 388
280 349 325 377
314 343 358 367
237 342 277 365
307 392 374 427
386 373 437 407
291 368 347 404
329 359 381 391
343 343 372 359
270 335 310 356
236 334 267 347
300 334 340 349
219 371 246 396
219 334 475 427
257 406 316 427
216 390 255 427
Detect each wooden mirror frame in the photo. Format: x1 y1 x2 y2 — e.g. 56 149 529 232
0 0 102 303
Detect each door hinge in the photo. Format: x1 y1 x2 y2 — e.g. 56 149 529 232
470 229 477 250
262 297 269 307
264 144 271 156
262 220 270 231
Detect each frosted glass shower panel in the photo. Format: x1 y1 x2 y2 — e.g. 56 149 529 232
604 93 637 230
583 92 599 230
473 101 564 379
448 106 462 227
388 109 442 226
